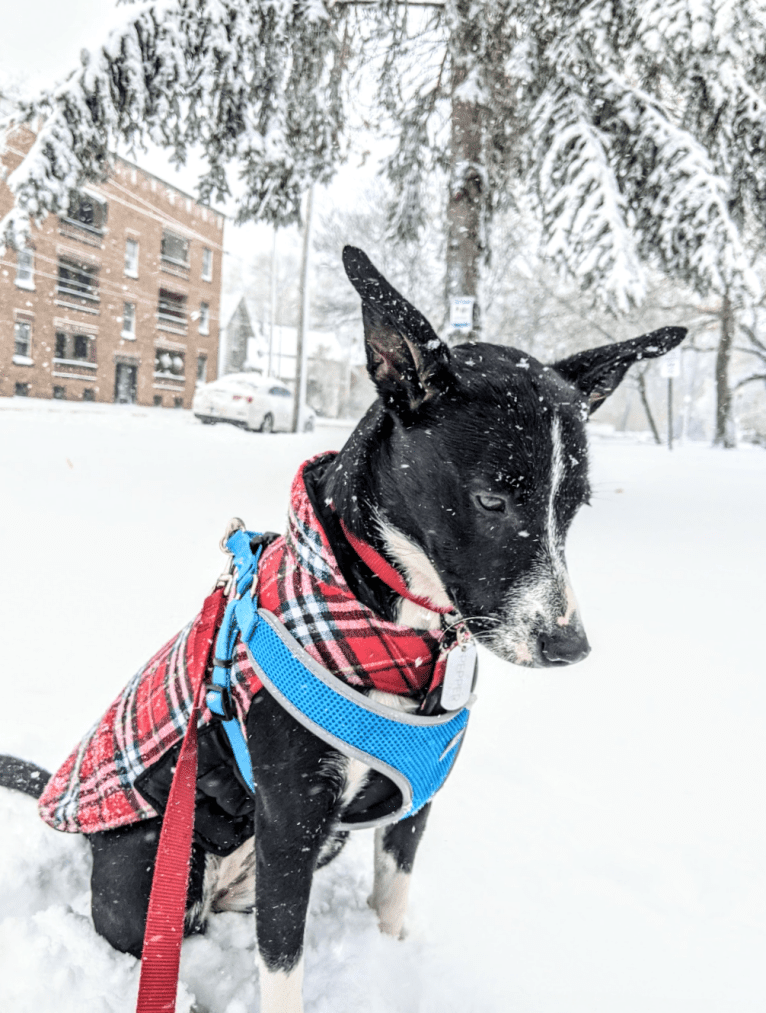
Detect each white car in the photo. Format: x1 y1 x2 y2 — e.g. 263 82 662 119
192 373 316 433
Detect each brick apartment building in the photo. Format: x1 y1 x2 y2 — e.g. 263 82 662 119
0 124 223 408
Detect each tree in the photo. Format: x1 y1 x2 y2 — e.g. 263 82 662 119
1 0 347 248
373 0 766 343
5 1 766 370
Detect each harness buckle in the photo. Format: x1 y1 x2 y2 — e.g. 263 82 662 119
207 679 236 722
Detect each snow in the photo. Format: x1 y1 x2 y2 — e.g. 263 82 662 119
1 398 765 1012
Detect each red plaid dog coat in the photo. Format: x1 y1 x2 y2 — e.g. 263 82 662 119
39 453 449 836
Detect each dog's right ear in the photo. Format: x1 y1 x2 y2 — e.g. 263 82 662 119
343 246 452 414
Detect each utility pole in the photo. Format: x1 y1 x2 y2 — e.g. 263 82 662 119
268 227 277 377
292 185 314 433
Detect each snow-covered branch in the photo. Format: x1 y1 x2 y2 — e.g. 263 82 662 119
1 0 344 250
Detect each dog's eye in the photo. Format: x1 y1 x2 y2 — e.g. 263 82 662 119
476 493 506 513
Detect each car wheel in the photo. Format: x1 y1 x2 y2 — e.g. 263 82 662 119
302 417 315 432
200 416 216 425
260 413 275 434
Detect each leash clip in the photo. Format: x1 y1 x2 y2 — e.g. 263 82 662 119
212 517 246 595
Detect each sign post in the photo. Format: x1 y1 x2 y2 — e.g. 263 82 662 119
450 296 475 333
659 349 681 450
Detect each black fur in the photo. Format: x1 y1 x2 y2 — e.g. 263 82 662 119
0 248 686 1010
0 755 50 798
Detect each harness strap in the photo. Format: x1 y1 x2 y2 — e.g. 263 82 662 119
204 530 265 793
136 586 226 1013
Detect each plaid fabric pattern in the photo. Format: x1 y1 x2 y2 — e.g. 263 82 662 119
39 453 446 835
255 454 445 694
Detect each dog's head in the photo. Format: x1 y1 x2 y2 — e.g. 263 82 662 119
342 246 686 668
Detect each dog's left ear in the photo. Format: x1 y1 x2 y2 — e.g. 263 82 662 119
552 326 687 414
343 246 452 413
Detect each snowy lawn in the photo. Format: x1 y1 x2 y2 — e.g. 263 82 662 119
0 398 764 1013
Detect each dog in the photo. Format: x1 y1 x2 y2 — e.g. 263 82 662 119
0 246 685 1013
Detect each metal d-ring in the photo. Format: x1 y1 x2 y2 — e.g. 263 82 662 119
219 517 246 555
213 517 247 595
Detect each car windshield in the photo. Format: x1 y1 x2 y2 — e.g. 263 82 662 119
211 377 262 391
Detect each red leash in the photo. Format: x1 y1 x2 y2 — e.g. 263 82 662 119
135 519 447 1009
135 588 226 1013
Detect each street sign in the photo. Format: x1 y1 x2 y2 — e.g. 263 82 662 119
659 348 681 378
450 296 475 330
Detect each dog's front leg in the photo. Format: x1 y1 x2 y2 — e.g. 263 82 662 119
249 697 340 1013
369 803 431 938
253 815 323 1013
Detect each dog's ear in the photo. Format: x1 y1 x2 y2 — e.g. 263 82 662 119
342 246 452 413
552 327 687 415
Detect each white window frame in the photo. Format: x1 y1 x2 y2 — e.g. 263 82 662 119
122 301 136 339
15 249 35 290
125 238 139 278
199 301 210 335
201 247 213 282
13 320 32 364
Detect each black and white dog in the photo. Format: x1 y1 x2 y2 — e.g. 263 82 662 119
0 247 685 1013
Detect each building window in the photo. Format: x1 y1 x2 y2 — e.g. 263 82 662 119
155 348 185 378
53 331 96 364
122 302 136 338
57 257 100 302
161 230 189 267
201 247 212 281
158 288 187 328
16 249 35 289
199 302 210 335
197 354 208 383
73 334 91 361
53 385 66 400
153 395 163 407
14 320 32 357
124 238 139 277
65 191 107 234
174 396 184 409
14 382 30 397
83 388 96 402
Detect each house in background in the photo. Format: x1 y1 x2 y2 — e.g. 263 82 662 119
221 293 376 418
0 122 224 408
220 294 268 375
246 325 373 418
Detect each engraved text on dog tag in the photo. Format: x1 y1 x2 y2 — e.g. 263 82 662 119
440 641 477 710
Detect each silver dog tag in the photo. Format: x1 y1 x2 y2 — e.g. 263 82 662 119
440 641 477 710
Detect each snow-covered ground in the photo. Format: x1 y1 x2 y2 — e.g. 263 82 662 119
0 398 764 1013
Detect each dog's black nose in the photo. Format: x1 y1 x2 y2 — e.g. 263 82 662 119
537 628 591 666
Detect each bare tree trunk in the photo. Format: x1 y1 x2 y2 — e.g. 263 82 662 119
714 289 736 447
445 0 485 344
636 366 661 445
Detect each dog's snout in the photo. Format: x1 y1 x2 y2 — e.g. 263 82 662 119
537 628 591 666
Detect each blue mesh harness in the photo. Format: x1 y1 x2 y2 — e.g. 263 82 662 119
206 529 474 827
